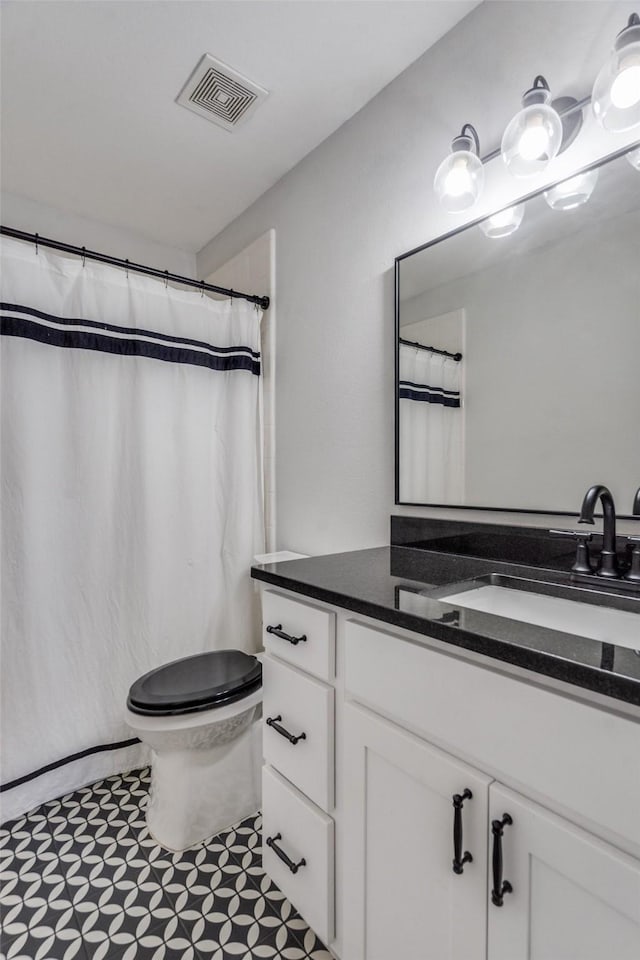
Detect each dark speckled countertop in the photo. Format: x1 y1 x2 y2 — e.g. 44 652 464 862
251 543 640 706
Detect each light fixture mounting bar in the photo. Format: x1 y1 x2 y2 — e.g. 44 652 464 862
480 94 591 164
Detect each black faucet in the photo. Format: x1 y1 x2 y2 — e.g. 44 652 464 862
578 484 620 578
625 487 640 582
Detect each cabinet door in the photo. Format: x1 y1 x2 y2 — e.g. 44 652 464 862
342 702 491 960
488 783 640 960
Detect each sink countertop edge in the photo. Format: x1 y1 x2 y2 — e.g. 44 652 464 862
251 547 640 709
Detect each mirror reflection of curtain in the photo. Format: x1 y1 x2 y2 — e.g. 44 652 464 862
399 342 463 503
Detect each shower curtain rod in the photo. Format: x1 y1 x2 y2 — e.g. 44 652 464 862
399 337 462 361
0 225 270 311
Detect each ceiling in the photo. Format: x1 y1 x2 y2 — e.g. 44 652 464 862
0 0 479 253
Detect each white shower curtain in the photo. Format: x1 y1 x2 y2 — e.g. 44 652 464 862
0 238 264 821
399 342 464 503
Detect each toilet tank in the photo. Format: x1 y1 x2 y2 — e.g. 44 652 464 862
253 551 308 564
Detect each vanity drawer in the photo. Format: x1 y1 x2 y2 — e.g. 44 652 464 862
262 589 335 681
344 618 640 851
263 655 334 810
262 765 334 946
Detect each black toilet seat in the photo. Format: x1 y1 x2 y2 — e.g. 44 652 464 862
127 649 262 717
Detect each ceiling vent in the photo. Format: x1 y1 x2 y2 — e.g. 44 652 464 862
176 54 268 131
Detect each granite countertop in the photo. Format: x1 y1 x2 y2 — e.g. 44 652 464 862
251 545 640 706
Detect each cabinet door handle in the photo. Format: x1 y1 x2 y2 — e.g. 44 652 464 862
491 813 513 906
265 833 306 874
265 714 307 745
452 788 473 874
266 623 307 645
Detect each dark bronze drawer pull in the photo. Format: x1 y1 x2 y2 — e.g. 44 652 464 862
266 715 307 745
266 623 307 645
452 788 473 874
265 833 306 874
491 813 513 906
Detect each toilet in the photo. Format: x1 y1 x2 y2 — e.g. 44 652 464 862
126 649 263 851
126 551 307 851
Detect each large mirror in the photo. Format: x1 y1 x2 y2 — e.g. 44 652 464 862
395 144 640 515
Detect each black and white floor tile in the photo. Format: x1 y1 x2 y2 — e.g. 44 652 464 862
1 768 333 960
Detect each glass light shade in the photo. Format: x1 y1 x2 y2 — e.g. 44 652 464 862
478 204 525 238
501 102 563 177
434 149 484 212
592 22 640 131
543 168 599 211
627 145 640 170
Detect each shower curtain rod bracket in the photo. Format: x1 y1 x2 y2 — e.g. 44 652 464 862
1 225 270 310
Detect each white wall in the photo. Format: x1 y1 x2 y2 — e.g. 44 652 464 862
1 192 196 277
197 1 640 554
400 313 464 357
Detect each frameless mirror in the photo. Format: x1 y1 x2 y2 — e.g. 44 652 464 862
395 144 640 515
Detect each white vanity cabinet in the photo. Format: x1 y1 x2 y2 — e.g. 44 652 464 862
257 583 640 960
342 618 640 960
342 701 640 960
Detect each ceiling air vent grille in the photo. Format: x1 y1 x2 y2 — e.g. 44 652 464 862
176 54 268 131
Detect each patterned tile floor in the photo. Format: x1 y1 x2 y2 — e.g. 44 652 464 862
0 768 333 960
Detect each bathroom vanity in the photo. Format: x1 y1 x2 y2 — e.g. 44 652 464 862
252 521 640 960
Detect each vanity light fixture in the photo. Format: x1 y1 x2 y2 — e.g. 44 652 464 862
435 14 640 214
543 168 599 211
627 144 640 169
433 124 484 212
501 76 563 177
592 13 640 131
478 203 525 238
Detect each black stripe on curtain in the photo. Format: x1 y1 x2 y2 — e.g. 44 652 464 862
399 380 460 407
0 739 142 796
0 311 261 376
1 303 261 359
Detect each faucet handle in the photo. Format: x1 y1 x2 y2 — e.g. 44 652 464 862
549 529 593 574
549 528 592 540
624 537 640 582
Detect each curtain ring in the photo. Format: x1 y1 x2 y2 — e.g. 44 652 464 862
125 259 129 279
34 233 39 255
200 280 205 298
164 270 169 289
82 246 86 268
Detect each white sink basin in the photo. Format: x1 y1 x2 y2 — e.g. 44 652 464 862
441 582 640 651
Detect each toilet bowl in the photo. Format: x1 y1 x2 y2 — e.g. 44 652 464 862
126 649 262 851
126 552 308 851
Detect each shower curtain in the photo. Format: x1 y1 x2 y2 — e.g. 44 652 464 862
0 237 264 821
399 342 464 503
